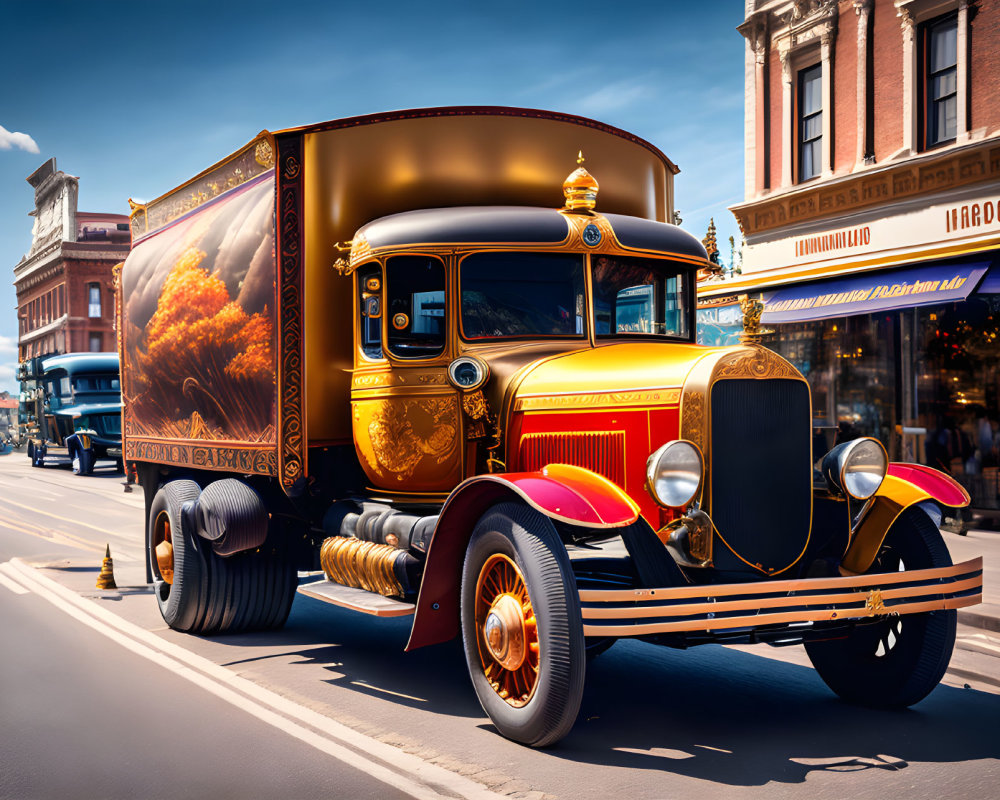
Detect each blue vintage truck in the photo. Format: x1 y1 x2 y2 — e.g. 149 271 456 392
18 352 123 475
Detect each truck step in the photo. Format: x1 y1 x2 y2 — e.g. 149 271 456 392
297 579 415 618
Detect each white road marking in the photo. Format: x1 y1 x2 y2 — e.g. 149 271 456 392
0 563 30 594
0 516 138 562
957 635 1000 657
8 559 505 800
0 495 135 544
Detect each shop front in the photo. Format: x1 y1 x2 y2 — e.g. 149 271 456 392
699 257 1000 514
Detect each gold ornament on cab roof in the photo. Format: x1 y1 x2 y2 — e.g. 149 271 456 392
562 151 599 211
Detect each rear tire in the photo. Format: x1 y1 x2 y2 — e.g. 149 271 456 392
460 502 585 747
805 507 956 708
148 479 297 635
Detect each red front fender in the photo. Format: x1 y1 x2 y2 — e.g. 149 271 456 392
405 464 640 650
885 463 971 507
841 462 970 574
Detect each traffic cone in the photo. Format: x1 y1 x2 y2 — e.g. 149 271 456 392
96 544 117 590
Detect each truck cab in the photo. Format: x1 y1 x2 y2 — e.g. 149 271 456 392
21 352 123 474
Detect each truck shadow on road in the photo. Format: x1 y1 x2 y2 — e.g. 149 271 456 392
201 593 1000 786
554 639 1000 786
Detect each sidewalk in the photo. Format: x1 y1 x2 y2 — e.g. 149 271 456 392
945 528 999 632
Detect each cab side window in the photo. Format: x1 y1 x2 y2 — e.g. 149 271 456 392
386 255 446 359
357 264 383 360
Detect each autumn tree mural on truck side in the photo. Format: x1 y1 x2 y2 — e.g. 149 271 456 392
121 174 276 444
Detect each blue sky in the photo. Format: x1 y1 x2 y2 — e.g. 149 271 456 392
0 0 747 396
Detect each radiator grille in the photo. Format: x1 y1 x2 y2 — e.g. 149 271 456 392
710 379 812 574
519 431 626 486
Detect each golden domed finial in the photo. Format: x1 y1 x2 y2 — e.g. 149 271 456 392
563 151 599 212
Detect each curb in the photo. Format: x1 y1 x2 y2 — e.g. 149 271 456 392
958 604 1000 634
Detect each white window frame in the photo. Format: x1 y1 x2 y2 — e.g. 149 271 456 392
896 0 970 153
88 283 101 318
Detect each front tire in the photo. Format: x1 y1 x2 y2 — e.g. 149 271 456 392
72 448 94 476
805 507 957 708
460 502 585 747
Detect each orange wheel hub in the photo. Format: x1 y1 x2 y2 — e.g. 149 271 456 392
475 554 539 708
152 510 175 585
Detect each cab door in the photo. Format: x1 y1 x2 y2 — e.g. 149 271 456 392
350 254 463 494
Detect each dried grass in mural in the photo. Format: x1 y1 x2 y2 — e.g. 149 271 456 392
122 175 276 444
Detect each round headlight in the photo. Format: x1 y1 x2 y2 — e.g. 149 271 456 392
447 356 489 391
646 440 703 509
821 437 887 500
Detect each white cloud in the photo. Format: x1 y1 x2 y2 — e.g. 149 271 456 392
0 125 40 153
0 334 16 359
0 362 16 393
575 79 652 115
0 336 17 396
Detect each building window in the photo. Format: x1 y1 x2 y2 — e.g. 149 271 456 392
798 63 822 182
89 332 103 352
88 283 102 318
924 14 957 148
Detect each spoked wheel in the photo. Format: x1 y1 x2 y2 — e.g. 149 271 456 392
805 507 957 708
474 554 540 707
461 502 585 747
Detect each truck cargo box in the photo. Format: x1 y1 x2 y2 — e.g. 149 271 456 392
120 107 679 492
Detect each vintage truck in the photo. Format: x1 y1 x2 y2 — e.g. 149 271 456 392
119 107 982 747
19 352 123 475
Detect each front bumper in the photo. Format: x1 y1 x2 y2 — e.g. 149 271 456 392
579 557 982 637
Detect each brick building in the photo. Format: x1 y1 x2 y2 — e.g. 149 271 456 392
699 0 1000 514
13 158 130 362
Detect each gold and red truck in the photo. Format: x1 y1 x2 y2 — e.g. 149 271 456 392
119 107 982 747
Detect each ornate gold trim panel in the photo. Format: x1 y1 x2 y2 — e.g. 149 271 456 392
275 133 307 491
130 134 276 242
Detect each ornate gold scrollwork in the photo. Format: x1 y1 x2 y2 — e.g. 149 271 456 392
254 140 274 168
366 397 458 481
865 588 888 616
681 390 706 454
715 345 800 380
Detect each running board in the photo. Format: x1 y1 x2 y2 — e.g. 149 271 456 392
297 579 415 618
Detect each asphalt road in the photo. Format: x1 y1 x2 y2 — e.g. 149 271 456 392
1 451 998 800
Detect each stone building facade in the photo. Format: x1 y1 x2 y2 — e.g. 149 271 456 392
699 0 1000 515
13 159 130 361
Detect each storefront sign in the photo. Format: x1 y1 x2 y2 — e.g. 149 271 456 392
945 199 999 233
794 225 871 258
742 193 1000 274
761 261 990 322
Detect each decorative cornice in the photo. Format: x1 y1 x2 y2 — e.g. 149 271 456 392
896 4 915 31
732 137 1000 236
738 12 770 65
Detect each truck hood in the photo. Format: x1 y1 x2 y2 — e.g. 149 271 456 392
504 341 732 414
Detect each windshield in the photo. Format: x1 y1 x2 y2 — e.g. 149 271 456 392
73 375 120 393
460 252 585 340
593 255 690 339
